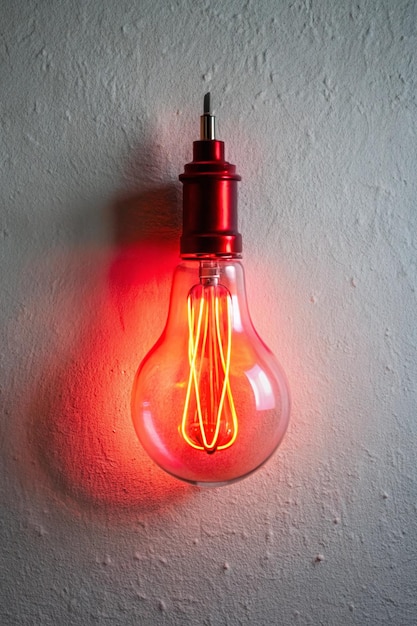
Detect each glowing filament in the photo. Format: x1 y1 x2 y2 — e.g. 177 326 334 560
180 283 238 452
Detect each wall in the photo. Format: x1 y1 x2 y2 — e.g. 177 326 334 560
1 1 416 624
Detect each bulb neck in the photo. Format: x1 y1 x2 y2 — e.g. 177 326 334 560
165 260 251 333
179 136 242 258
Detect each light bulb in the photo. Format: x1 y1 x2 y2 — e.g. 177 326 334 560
131 94 290 486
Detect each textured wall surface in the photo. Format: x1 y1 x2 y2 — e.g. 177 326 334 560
1 1 416 624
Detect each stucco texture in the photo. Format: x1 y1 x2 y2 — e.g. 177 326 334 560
1 0 416 624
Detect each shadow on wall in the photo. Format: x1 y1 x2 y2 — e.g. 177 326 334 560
23 140 195 518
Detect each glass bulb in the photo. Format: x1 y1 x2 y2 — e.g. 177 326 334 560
131 258 290 487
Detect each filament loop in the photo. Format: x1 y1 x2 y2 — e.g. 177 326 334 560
181 283 238 452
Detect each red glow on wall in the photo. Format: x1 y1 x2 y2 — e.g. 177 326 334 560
18 186 195 513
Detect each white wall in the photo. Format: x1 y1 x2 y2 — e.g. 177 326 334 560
1 1 416 624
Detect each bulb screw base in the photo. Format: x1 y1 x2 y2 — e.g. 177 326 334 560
179 94 242 258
